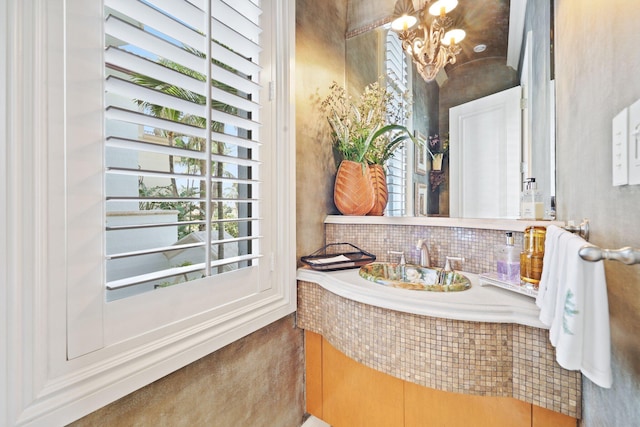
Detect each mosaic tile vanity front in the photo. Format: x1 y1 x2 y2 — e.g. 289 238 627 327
297 281 581 418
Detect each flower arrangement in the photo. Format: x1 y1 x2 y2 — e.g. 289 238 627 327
428 133 449 157
320 78 423 165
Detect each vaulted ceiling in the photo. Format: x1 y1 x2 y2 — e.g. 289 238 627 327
445 0 510 70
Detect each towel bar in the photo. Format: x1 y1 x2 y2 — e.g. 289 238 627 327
579 245 640 265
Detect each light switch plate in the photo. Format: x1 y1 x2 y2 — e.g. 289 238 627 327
629 99 640 185
612 108 628 186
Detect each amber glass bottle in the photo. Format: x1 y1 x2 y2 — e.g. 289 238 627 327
520 226 547 287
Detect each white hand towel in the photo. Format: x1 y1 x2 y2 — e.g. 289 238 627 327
537 226 573 325
542 231 612 388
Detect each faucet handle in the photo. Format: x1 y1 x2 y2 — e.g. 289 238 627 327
416 239 431 268
438 256 465 285
443 256 465 271
389 250 406 265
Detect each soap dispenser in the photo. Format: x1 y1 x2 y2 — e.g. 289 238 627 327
495 232 520 283
520 178 544 220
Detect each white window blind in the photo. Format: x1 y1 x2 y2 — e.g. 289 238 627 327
385 29 409 216
104 0 263 299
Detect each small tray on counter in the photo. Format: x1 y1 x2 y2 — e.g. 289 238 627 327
301 243 376 271
479 272 538 298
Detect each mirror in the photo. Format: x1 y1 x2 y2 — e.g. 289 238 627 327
346 0 554 219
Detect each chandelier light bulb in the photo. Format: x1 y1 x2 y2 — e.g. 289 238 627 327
391 0 418 31
441 29 466 46
391 14 418 31
428 0 458 17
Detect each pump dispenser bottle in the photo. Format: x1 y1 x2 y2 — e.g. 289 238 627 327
495 232 520 283
520 178 544 220
520 226 547 288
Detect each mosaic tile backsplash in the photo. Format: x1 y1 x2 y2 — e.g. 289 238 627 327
325 223 525 275
298 281 581 419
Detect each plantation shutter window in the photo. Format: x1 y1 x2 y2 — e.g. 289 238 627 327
4 0 295 421
385 29 409 216
104 0 263 299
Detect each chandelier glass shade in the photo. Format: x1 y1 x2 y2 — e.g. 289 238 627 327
391 0 466 82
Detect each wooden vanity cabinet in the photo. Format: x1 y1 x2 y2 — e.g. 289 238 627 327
305 331 576 427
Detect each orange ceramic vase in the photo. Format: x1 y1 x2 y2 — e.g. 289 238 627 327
334 160 375 216
367 164 388 216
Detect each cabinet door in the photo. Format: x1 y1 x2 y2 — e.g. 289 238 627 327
307 334 577 427
305 331 324 419
404 381 531 427
322 338 404 427
532 405 577 427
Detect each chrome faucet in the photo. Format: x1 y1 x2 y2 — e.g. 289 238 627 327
416 239 431 267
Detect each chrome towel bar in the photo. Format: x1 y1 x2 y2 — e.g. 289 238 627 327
562 218 639 265
579 245 640 265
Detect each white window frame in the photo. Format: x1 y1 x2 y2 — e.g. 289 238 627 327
1 0 296 425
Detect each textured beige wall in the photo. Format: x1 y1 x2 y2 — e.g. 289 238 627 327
438 58 519 138
69 315 304 427
295 0 348 260
346 29 379 94
347 0 395 33
555 0 640 425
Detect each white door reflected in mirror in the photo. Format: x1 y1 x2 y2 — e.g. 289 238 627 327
449 86 522 218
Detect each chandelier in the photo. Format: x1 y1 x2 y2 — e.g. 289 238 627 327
391 0 466 82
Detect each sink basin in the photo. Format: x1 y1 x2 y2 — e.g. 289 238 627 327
359 262 471 292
